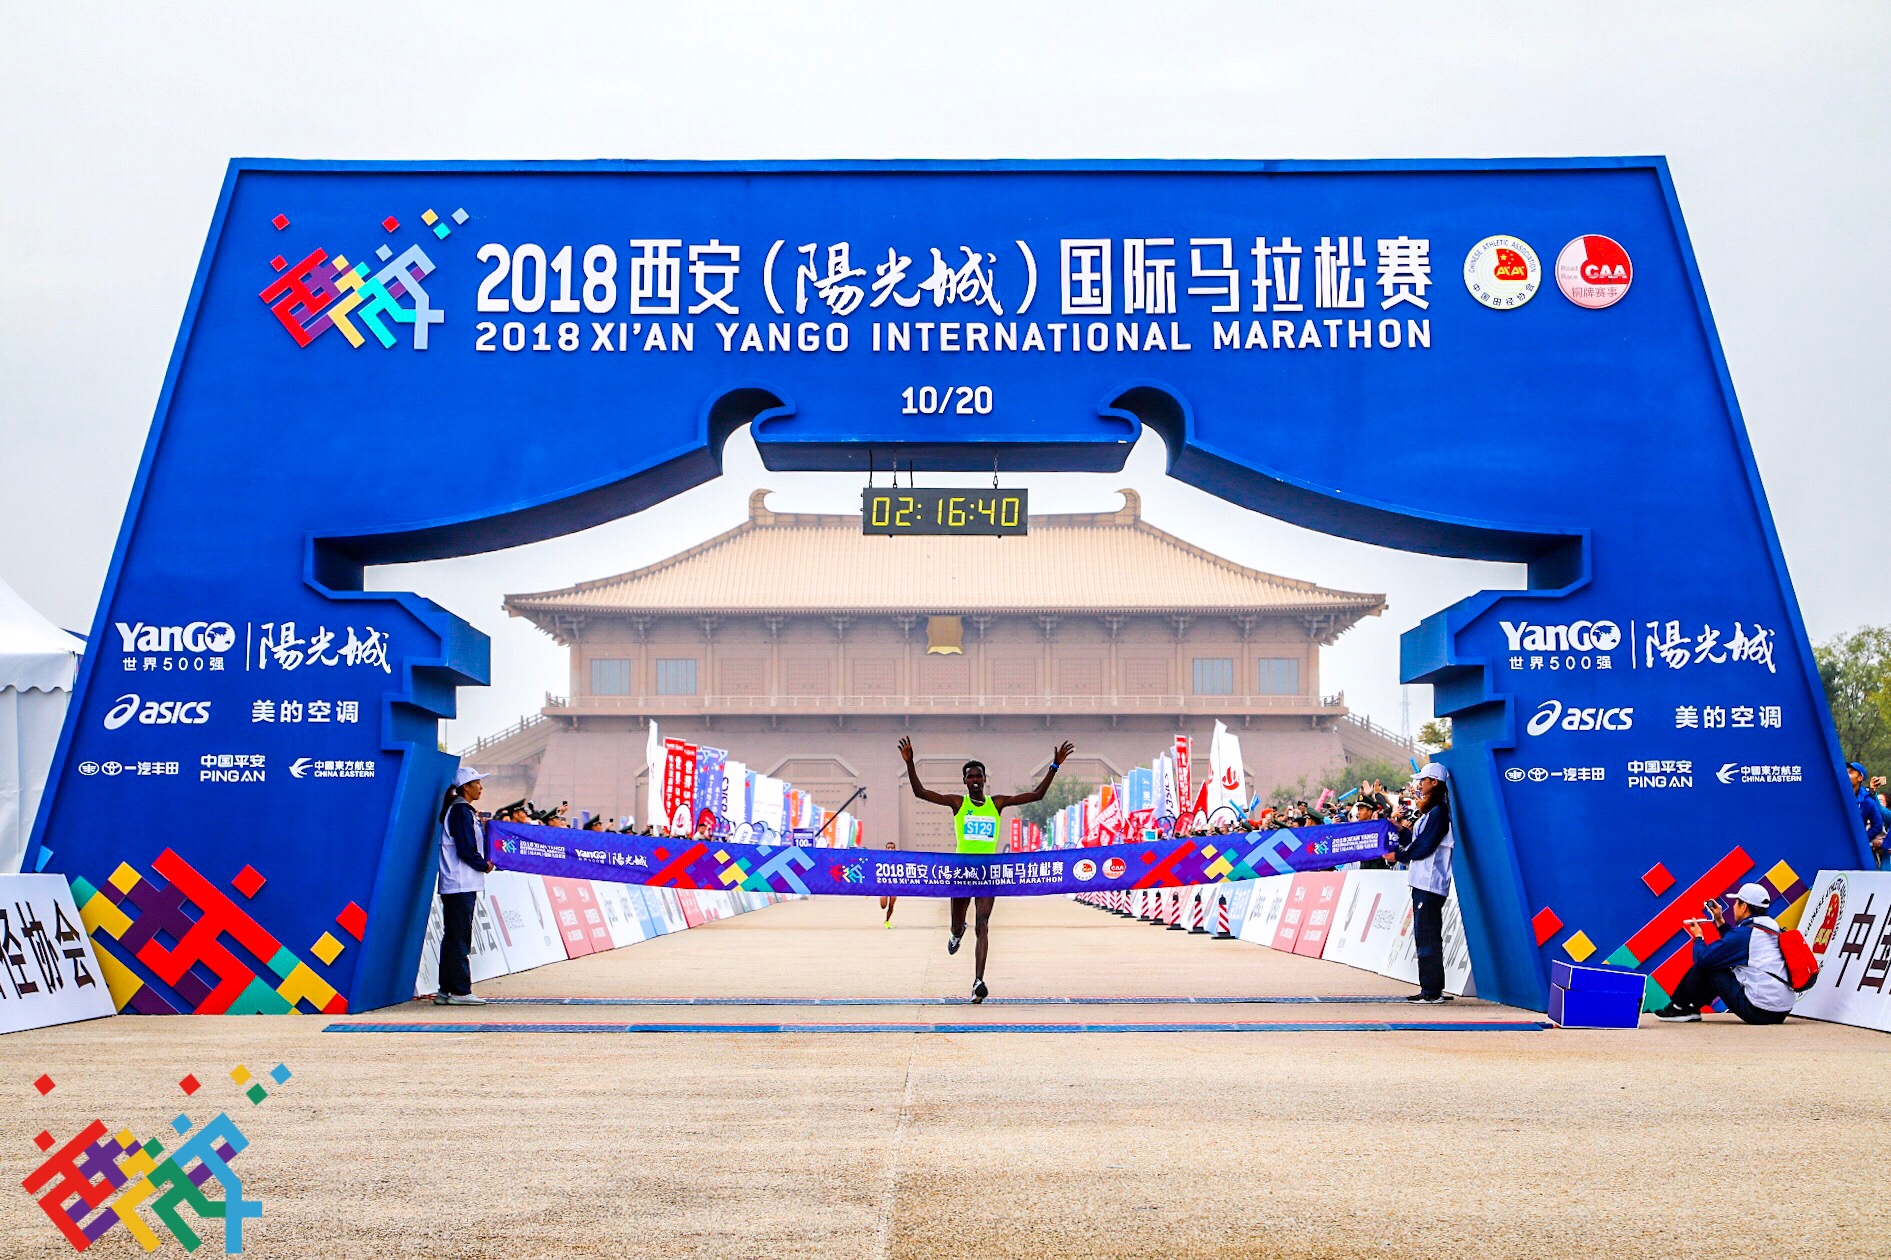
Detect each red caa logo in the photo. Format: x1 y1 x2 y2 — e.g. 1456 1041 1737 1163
1555 236 1633 309
1103 857 1127 879
1073 859 1097 882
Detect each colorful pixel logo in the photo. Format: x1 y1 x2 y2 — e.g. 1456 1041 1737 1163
22 1063 291 1253
259 208 467 350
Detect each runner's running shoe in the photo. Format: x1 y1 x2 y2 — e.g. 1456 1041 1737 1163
972 978 989 1004
947 933 962 955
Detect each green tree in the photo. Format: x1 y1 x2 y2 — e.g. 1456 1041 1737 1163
1815 626 1891 774
1266 775 1310 810
1321 756 1415 797
1014 774 1093 827
1417 717 1452 752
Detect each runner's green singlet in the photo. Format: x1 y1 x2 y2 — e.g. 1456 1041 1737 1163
954 794 1002 854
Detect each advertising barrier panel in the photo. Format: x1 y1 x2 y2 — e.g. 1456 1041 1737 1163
1322 871 1408 976
1240 875 1295 945
0 874 116 1035
1791 870 1891 1033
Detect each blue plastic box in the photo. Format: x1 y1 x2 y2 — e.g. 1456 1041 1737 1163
1548 982 1643 1029
1552 960 1647 998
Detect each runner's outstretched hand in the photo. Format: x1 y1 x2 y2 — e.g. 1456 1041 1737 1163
1052 740 1075 765
898 736 915 764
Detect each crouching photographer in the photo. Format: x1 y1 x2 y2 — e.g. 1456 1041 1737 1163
1656 883 1798 1025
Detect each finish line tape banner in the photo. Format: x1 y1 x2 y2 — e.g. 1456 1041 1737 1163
487 821 1393 898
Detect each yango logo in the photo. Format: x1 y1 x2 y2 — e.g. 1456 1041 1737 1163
1525 699 1633 736
102 693 212 730
114 621 236 654
1500 620 1621 653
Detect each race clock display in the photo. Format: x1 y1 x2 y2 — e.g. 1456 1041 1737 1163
861 488 1029 536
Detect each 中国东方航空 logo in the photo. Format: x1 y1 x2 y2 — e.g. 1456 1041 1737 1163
22 1063 292 1253
259 208 465 350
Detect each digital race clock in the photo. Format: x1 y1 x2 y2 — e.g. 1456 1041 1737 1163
861 488 1029 536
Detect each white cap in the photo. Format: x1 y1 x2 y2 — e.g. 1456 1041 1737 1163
1414 762 1449 783
453 766 486 788
1730 882 1772 908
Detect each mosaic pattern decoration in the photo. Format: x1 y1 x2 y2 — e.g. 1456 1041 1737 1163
22 1061 289 1252
1529 844 1811 1011
69 850 354 1017
257 205 466 350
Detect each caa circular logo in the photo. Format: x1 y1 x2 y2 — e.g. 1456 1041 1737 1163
1073 859 1098 882
1464 236 1542 309
1555 236 1633 309
1103 857 1127 880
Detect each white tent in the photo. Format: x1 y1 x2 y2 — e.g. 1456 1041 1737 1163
0 577 83 874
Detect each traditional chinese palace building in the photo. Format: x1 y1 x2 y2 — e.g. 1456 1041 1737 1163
465 490 1413 851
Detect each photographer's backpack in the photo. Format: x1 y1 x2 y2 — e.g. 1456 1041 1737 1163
1756 924 1820 993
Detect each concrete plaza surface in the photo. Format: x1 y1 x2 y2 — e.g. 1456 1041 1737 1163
3 894 1886 1259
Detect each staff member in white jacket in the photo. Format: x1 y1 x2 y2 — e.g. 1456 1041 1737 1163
435 767 496 1006
1392 762 1454 1004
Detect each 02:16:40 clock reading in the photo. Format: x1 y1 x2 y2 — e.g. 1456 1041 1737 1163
862 489 1028 535
900 386 994 416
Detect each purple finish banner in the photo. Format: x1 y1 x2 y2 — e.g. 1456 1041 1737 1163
487 820 1393 898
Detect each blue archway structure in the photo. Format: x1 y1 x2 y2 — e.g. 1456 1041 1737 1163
31 159 1868 1016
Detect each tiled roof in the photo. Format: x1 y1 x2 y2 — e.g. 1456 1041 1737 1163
505 490 1385 622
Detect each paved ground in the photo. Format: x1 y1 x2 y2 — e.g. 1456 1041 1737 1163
4 894 1888 1258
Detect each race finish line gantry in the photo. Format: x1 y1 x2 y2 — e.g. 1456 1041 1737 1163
28 159 1869 1016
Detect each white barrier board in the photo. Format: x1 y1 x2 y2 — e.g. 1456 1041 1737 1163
0 874 117 1034
1792 870 1891 1033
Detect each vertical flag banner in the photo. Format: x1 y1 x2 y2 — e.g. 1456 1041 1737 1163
662 739 697 834
644 721 663 835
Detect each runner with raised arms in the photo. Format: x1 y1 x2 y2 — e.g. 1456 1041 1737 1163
897 736 1075 1003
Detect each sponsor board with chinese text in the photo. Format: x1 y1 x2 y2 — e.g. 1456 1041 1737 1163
1790 870 1891 1033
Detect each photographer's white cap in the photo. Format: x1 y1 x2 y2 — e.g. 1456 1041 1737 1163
1730 882 1772 908
1414 762 1449 783
453 766 486 788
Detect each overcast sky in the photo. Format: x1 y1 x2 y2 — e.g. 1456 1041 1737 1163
3 2 1886 748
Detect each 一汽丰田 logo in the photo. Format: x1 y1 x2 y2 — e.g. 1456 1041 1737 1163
259 207 465 350
102 694 212 730
1524 699 1634 736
